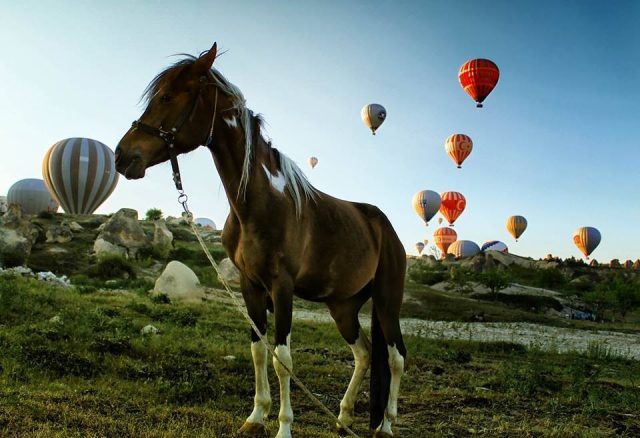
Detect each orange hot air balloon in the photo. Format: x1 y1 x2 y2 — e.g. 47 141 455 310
458 59 499 108
433 227 457 256
506 215 528 241
439 191 466 226
445 134 473 168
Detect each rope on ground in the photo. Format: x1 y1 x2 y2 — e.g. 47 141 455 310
185 216 361 438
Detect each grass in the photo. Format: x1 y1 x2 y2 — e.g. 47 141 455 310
1 275 639 437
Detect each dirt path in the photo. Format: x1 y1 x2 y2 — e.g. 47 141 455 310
292 310 640 360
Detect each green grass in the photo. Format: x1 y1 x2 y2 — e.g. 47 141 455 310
1 275 639 437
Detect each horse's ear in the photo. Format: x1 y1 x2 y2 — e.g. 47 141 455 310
195 42 217 72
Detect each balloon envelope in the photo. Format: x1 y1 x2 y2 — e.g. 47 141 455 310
481 240 508 253
433 227 457 255
458 58 500 107
445 134 473 168
573 226 601 258
308 156 318 169
447 240 480 259
440 191 466 226
506 215 528 240
415 242 425 255
195 217 217 230
7 178 59 214
412 190 441 226
42 138 118 214
361 103 386 135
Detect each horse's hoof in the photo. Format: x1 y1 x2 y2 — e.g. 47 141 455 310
238 421 268 437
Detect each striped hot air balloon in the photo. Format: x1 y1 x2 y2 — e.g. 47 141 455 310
481 240 508 253
458 58 500 108
412 190 441 226
506 215 528 241
415 242 425 255
445 134 473 168
42 138 118 214
440 191 466 226
433 227 457 256
7 178 59 214
573 226 601 259
361 103 386 135
447 240 480 259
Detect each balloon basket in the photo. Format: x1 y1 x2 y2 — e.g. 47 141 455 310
476 103 483 108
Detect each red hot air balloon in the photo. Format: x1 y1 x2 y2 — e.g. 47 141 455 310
433 227 457 256
439 191 466 226
445 134 473 169
458 59 499 108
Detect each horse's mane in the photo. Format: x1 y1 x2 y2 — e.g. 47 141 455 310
142 55 316 215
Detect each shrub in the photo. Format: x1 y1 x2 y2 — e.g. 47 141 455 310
145 208 163 221
478 268 511 296
534 268 567 289
86 255 136 280
407 260 446 285
445 266 474 294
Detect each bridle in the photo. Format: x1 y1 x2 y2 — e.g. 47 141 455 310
130 76 219 211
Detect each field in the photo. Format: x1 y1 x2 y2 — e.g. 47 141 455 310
1 274 639 437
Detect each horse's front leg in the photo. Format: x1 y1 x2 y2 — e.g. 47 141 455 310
272 273 294 438
238 276 271 438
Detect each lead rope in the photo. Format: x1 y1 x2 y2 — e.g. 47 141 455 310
178 201 361 438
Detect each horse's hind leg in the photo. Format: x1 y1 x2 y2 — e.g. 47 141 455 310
327 291 372 432
370 262 407 437
238 276 271 437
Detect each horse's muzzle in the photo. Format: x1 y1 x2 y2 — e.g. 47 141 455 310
115 148 146 180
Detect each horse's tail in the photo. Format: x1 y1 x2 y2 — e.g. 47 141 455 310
370 301 390 430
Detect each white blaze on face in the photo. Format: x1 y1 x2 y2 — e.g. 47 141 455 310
246 341 271 424
223 115 238 128
338 331 371 429
262 164 286 194
376 343 405 435
273 334 293 438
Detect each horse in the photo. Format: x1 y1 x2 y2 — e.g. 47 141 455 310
115 43 406 438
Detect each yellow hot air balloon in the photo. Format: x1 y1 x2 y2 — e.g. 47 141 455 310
361 103 386 135
412 190 441 226
506 215 527 241
445 134 473 168
573 226 601 259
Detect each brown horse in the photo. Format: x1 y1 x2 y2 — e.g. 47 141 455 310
115 43 406 438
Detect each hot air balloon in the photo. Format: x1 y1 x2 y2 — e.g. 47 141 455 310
0 196 7 214
573 226 601 259
506 215 527 241
195 217 217 230
458 59 500 108
440 191 466 226
415 242 425 255
7 178 59 215
481 240 508 253
423 239 429 247
447 240 480 259
308 156 318 169
433 227 457 256
437 217 444 225
42 138 118 214
412 190 441 226
445 134 473 168
361 103 386 135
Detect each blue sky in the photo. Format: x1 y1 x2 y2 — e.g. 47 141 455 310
1 0 638 261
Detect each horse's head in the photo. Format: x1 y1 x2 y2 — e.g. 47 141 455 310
115 43 226 179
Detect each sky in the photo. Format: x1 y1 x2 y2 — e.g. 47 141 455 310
1 0 639 262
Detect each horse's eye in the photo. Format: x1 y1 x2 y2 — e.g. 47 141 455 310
160 95 171 103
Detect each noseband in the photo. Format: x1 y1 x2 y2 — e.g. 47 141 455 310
130 77 218 199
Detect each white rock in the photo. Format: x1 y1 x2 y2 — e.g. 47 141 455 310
94 237 128 259
49 315 63 325
153 260 203 301
223 355 236 361
141 324 159 335
217 258 240 287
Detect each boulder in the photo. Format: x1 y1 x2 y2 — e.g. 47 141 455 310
46 222 72 243
536 260 559 270
633 260 640 271
218 257 241 286
153 260 203 301
0 204 39 245
141 324 159 335
589 259 599 267
0 227 31 267
489 251 535 269
609 259 621 269
152 219 173 259
93 237 128 259
0 196 7 214
67 221 84 232
95 208 148 257
623 260 633 270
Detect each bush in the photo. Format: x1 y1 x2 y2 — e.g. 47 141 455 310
407 260 446 285
478 268 511 296
145 208 163 221
86 255 137 280
445 266 474 294
534 268 567 289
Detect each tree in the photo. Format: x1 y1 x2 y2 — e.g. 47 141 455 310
445 266 474 294
479 268 511 297
145 208 163 221
608 277 640 318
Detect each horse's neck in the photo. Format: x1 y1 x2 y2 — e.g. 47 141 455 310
208 121 280 223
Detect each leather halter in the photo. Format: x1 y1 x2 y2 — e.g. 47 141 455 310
130 77 216 193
